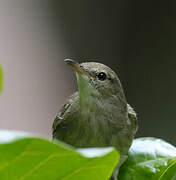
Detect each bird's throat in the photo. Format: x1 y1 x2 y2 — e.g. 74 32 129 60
76 73 99 107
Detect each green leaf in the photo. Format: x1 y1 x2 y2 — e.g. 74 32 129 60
0 130 119 180
118 137 176 180
0 64 2 93
154 158 176 180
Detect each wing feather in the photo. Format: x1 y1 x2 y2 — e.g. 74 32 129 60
52 92 79 139
127 104 138 134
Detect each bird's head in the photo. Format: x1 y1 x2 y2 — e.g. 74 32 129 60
65 59 126 106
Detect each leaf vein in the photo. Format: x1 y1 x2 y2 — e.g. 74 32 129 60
0 140 35 172
19 153 77 180
158 159 176 180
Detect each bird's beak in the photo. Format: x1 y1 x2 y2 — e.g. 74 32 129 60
64 59 94 81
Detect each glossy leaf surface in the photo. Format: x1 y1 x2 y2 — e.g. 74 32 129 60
118 137 176 180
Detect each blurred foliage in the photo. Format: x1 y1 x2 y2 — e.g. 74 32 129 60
0 64 2 93
0 131 176 179
0 130 119 180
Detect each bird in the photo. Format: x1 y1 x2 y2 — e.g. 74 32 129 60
52 59 138 180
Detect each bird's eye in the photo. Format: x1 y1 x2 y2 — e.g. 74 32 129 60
97 72 107 81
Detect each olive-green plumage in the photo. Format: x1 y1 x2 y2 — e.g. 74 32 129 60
52 60 137 179
52 60 137 156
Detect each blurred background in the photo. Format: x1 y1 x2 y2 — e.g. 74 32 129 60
0 0 175 145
